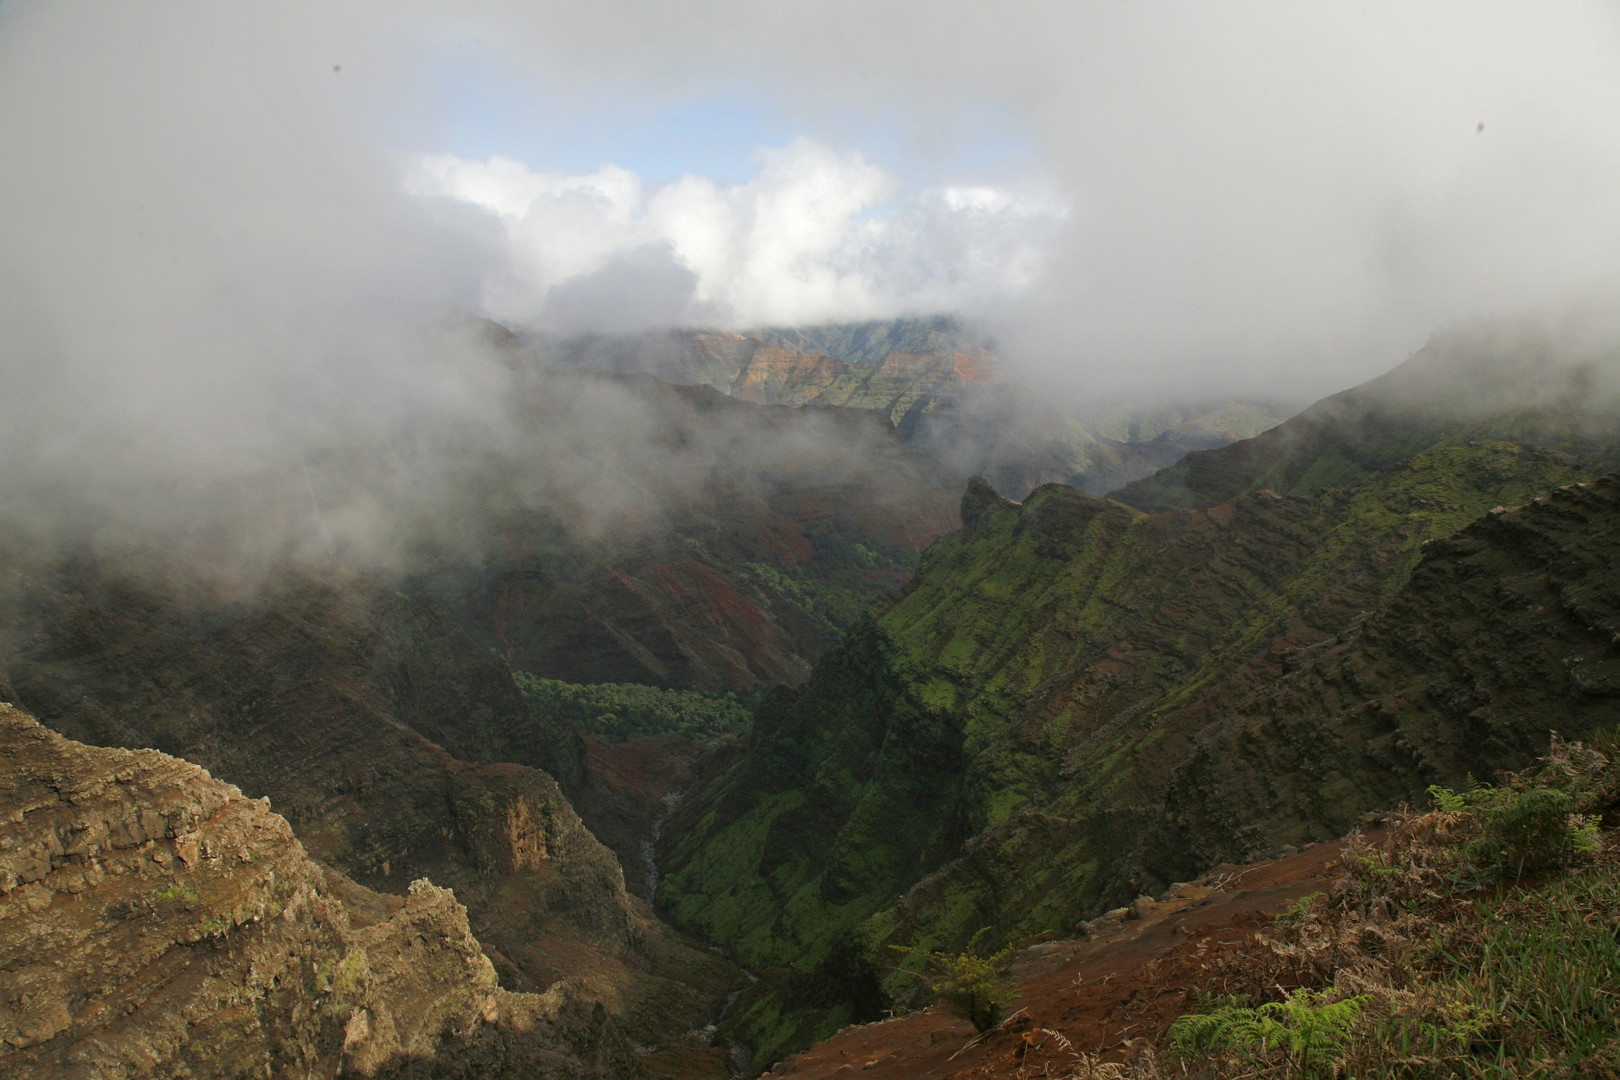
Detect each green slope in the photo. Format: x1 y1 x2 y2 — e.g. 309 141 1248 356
656 315 1620 1066
1115 311 1620 511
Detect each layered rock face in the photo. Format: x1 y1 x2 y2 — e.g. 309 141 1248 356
0 703 635 1079
546 320 998 430
542 319 1284 503
0 554 736 1060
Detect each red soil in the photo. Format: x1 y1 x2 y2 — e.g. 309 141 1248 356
585 736 702 810
951 352 999 383
755 516 819 567
764 839 1357 1079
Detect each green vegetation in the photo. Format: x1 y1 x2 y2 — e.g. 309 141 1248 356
1273 892 1325 925
890 928 1024 1031
660 622 966 967
746 562 861 638
1156 735 1620 1080
1426 780 1601 881
329 947 370 1003
196 913 233 937
657 440 1603 1069
513 672 753 743
744 531 908 639
154 883 200 907
1168 990 1375 1079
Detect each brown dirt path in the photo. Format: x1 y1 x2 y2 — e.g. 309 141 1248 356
763 837 1360 1079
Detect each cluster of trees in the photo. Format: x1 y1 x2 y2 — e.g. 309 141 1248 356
514 672 754 744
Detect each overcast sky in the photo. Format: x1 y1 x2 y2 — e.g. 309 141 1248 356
3 0 1619 422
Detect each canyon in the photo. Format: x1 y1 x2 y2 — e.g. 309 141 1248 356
3 313 1617 1077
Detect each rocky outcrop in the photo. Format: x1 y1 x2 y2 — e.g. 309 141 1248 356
0 555 739 1062
0 703 636 1079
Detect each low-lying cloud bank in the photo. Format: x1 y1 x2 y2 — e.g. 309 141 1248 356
2 1 1619 565
405 141 1064 333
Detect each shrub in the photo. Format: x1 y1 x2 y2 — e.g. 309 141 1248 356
891 928 1020 1032
1427 761 1599 883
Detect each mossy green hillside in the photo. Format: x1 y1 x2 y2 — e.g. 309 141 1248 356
656 442 1604 1068
870 444 1583 833
659 622 967 971
1116 314 1620 514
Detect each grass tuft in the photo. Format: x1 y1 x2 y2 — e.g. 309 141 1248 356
1139 733 1620 1080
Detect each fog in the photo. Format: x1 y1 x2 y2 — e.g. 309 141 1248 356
2 1 1618 563
400 1 1620 397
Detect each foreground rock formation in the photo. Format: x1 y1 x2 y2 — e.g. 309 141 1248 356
0 703 635 1078
0 553 739 1071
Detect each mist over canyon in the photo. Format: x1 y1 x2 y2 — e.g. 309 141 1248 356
3 3 1620 1079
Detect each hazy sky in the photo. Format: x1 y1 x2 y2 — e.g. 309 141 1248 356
3 0 1620 437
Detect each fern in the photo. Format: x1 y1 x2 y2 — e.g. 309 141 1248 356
1427 781 1491 812
1571 813 1601 855
1169 1001 1289 1052
1274 891 1325 924
1168 988 1373 1078
1427 770 1601 881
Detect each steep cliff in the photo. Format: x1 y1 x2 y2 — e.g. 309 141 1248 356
655 317 1620 1065
0 553 737 1063
0 703 636 1079
542 319 1284 502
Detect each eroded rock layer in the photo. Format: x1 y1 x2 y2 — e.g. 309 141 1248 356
0 555 738 1065
0 703 636 1079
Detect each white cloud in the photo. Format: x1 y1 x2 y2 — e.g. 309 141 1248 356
7 0 1620 437
406 137 1067 331
392 0 1620 398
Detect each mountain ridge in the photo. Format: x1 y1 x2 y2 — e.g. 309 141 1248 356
653 315 1620 1066
538 319 1286 500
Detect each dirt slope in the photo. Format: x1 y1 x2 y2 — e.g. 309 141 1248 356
763 839 1354 1079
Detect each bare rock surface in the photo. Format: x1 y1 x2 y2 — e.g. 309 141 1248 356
0 702 638 1078
0 553 740 1062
